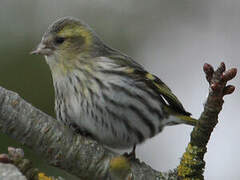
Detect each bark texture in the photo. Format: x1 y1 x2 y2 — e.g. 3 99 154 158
178 63 237 179
0 163 27 180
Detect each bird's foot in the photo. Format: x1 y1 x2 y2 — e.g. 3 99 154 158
123 145 137 161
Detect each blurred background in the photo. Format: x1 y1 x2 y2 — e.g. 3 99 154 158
0 0 239 179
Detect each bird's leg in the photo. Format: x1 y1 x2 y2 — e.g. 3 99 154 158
130 144 136 158
123 145 136 160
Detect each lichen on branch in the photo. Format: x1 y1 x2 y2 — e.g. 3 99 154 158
178 62 237 179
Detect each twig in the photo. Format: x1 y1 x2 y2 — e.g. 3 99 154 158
178 62 237 179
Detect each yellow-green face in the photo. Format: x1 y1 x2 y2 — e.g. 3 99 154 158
32 17 96 60
52 24 93 59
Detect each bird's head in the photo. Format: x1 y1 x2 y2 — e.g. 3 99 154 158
31 17 103 63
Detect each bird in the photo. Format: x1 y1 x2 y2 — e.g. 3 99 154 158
31 16 197 156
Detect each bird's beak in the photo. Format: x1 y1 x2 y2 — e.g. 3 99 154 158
30 42 53 56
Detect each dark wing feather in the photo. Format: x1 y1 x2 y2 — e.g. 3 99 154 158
143 72 191 116
104 49 191 116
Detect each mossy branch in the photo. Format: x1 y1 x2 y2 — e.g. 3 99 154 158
178 62 237 179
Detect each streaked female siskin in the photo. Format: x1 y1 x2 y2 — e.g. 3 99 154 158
31 17 197 149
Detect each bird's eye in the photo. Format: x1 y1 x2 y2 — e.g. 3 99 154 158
55 37 65 45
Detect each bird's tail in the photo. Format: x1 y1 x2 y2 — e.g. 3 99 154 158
175 115 198 126
163 106 198 126
164 115 197 126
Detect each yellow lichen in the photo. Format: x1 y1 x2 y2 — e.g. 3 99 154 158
110 156 130 171
38 173 52 180
177 144 205 179
109 156 131 179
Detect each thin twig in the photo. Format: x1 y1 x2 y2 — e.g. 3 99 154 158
178 62 237 179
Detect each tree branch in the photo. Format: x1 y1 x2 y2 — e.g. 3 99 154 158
0 86 176 179
178 62 237 179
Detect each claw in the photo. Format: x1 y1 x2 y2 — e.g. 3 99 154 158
123 145 136 160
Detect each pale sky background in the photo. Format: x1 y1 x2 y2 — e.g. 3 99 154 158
0 0 239 179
